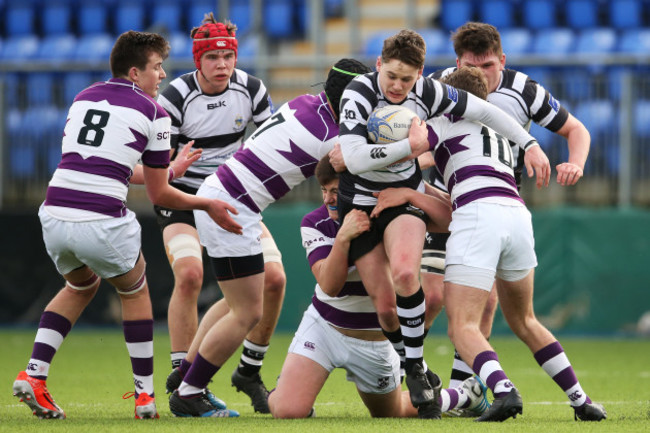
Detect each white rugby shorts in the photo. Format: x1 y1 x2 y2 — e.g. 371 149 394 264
194 181 263 258
39 204 141 279
444 201 537 288
288 305 400 394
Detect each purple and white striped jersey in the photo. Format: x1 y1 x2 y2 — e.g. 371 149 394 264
44 78 171 221
300 205 380 331
428 115 524 210
202 92 338 213
429 68 568 188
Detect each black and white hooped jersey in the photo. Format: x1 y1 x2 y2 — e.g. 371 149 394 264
300 205 380 331
338 72 537 206
429 68 569 188
45 78 171 222
157 69 272 192
203 92 339 213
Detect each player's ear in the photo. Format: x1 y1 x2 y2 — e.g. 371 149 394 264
500 53 506 70
375 56 382 72
417 66 424 78
128 66 140 84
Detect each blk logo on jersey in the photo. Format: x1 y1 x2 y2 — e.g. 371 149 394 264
207 101 226 109
370 147 387 159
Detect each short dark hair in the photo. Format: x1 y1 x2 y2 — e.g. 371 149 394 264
440 66 488 100
324 58 372 119
451 22 502 59
110 31 170 78
315 155 338 186
381 29 426 68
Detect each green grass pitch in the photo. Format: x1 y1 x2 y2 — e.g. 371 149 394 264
1 329 648 432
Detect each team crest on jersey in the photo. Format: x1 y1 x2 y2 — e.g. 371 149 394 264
548 95 560 112
234 115 244 129
447 85 459 103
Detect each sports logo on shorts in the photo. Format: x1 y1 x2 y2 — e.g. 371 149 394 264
377 377 390 389
447 85 459 103
304 341 316 351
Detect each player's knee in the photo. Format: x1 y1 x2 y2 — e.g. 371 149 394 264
263 266 286 296
424 288 444 316
270 398 313 419
391 267 419 291
65 273 100 295
172 263 203 295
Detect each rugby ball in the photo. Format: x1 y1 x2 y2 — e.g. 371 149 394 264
367 105 418 144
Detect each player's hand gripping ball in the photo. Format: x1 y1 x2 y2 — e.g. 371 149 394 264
367 105 418 144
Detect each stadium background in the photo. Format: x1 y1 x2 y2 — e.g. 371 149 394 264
0 0 648 336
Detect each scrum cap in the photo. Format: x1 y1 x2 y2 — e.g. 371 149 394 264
324 58 371 118
192 22 238 69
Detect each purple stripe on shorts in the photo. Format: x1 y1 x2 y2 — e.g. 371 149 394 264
453 187 524 209
311 295 380 329
233 148 289 200
59 152 131 186
533 341 563 365
45 186 127 217
216 164 261 213
277 139 319 179
124 127 148 153
447 165 518 193
289 92 338 142
39 311 72 336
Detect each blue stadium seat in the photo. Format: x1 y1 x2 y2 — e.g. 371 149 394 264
0 35 39 62
78 1 109 35
618 29 650 55
419 29 450 56
4 1 35 37
46 109 68 174
114 0 146 34
439 0 473 32
560 67 592 101
7 109 38 178
169 32 192 62
522 0 558 30
479 0 515 29
634 100 650 137
42 0 72 36
609 0 642 29
574 28 617 55
529 123 556 152
1 72 21 109
565 0 600 30
151 0 182 33
231 0 252 35
532 28 575 56
36 34 77 62
264 0 294 38
238 34 260 60
325 0 344 17
26 73 56 105
73 33 113 61
63 71 94 105
187 0 218 29
363 31 395 57
500 28 532 56
574 99 616 136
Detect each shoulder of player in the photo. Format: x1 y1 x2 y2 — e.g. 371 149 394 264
428 67 456 80
229 69 268 94
301 205 332 229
